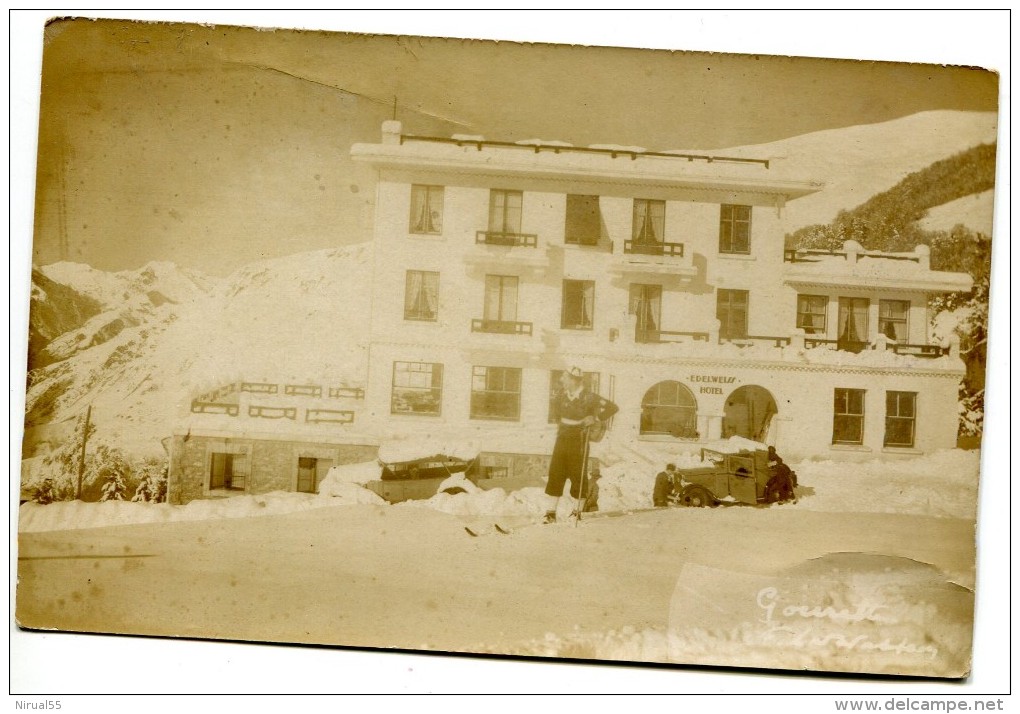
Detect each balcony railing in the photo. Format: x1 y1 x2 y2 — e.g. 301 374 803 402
784 247 923 264
804 337 948 358
248 405 297 420
475 231 537 247
721 335 793 348
471 319 533 335
636 329 711 344
892 343 950 358
240 381 278 395
624 240 684 257
284 384 323 398
190 400 239 416
306 409 355 425
329 386 366 400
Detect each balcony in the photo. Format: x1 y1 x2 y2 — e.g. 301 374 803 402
609 240 696 278
636 329 710 344
720 334 793 348
471 319 533 336
475 231 537 247
783 241 972 293
803 336 949 358
465 232 547 274
624 240 684 257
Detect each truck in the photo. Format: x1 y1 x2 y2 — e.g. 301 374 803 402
665 447 797 508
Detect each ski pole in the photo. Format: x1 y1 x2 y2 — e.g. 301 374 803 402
575 426 591 527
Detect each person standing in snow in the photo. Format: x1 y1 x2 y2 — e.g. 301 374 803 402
543 367 618 523
653 463 679 507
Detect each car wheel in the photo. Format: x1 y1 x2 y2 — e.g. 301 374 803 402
682 485 714 508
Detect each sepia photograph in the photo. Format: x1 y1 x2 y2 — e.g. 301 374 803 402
10 9 1009 700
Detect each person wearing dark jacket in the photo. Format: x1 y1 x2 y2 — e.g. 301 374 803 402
544 367 618 523
653 463 678 507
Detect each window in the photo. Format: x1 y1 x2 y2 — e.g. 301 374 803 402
404 270 439 321
717 289 749 340
479 454 513 480
488 189 523 236
470 366 521 421
832 388 866 445
483 275 519 322
719 204 752 254
209 452 247 491
837 297 870 352
629 284 662 337
640 381 698 438
548 370 601 423
409 185 443 234
561 280 595 330
391 361 443 416
632 199 666 246
565 195 602 246
885 391 917 447
879 300 910 343
797 294 828 335
297 457 333 494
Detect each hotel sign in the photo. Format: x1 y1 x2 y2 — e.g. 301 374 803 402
689 374 738 395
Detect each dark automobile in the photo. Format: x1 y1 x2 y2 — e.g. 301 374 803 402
666 447 797 507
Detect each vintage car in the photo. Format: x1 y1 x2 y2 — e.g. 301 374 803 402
366 452 480 503
665 447 797 507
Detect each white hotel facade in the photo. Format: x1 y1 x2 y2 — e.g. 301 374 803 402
351 121 971 461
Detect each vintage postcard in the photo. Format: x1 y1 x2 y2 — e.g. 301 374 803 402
13 12 1004 693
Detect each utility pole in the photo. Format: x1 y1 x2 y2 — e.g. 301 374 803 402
76 405 92 500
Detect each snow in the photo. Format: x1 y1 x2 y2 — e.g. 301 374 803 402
795 449 979 520
26 244 373 456
40 260 214 309
703 110 997 231
436 473 482 495
17 487 385 533
917 189 995 236
19 445 977 533
515 138 573 147
588 143 647 153
319 460 382 488
376 436 480 464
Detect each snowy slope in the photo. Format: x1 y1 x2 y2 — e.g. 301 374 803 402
702 110 997 230
29 260 217 370
916 189 995 236
40 260 217 308
24 244 373 456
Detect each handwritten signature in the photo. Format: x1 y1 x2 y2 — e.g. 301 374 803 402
752 587 937 659
756 586 898 625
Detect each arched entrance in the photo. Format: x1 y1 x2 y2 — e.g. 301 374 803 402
640 380 698 438
723 385 778 442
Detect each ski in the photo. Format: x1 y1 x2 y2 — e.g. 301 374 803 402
464 523 512 537
462 505 675 536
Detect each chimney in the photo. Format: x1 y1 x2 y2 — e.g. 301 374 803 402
382 120 402 146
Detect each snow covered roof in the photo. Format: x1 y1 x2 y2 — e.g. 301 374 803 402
784 254 973 293
352 123 821 203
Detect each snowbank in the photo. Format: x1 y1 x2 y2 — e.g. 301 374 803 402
18 487 385 533
19 445 980 533
795 449 980 520
397 486 547 518
318 460 382 489
376 437 479 464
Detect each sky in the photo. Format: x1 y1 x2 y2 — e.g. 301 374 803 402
8 10 1013 700
22 11 999 276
